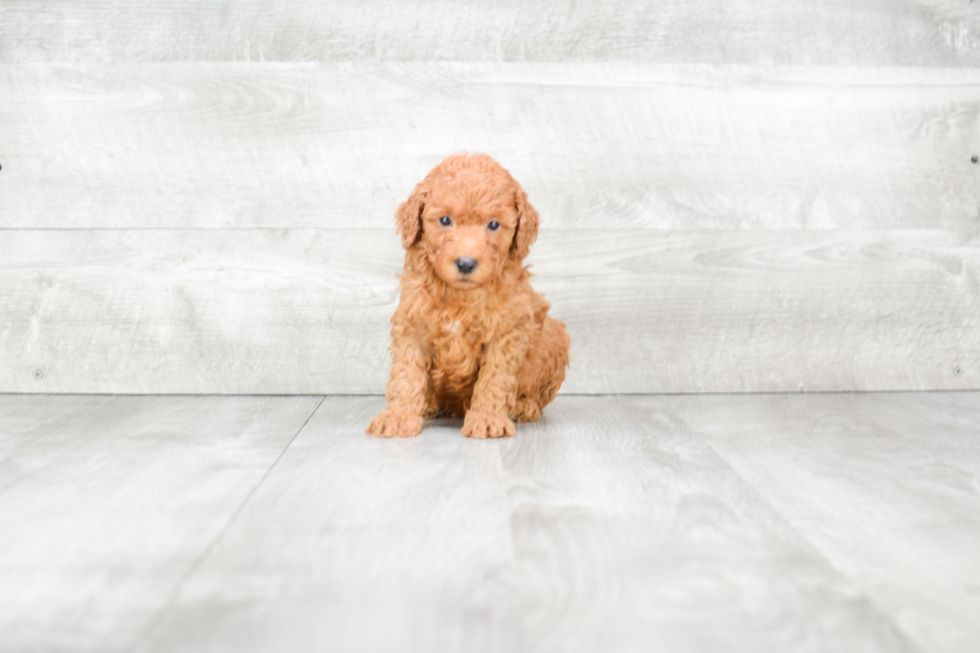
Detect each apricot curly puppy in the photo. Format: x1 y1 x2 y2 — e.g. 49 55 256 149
367 153 570 439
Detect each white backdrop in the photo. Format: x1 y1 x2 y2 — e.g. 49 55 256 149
1 1 978 393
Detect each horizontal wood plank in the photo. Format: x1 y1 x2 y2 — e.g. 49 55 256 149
1 1 978 66
0 229 400 394
1 63 978 232
1 228 975 394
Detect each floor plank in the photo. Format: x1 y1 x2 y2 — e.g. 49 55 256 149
497 397 919 653
1 228 976 394
5 393 978 652
138 395 927 653
0 394 322 653
2 64 977 232
665 392 980 653
137 397 519 653
1 1 977 66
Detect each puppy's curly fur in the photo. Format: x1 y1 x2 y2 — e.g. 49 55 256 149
367 153 570 439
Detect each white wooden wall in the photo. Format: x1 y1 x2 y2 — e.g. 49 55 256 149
1 1 978 394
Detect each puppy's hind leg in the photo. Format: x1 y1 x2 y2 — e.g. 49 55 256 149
511 317 570 422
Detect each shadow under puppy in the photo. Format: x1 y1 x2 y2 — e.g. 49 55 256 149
367 153 570 439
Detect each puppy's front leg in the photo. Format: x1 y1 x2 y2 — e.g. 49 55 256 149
367 331 428 438
462 329 529 439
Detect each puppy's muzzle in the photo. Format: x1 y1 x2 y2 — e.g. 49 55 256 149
455 257 478 275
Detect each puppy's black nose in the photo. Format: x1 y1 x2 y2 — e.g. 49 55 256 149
455 257 478 274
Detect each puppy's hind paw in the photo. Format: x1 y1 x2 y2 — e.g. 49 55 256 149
511 397 542 423
366 410 423 438
462 411 515 439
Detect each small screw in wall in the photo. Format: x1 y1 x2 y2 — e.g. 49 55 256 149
33 370 43 380
954 366 963 376
972 156 979 164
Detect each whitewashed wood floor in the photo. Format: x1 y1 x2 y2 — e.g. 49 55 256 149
1 392 978 653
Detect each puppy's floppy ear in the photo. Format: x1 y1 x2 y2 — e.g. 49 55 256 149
394 184 427 249
510 186 539 259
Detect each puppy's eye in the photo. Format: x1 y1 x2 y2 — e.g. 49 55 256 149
439 216 452 227
487 220 500 231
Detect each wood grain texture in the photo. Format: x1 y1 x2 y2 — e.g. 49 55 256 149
0 394 322 653
136 395 926 653
663 392 980 653
0 229 400 395
4 393 978 652
2 63 978 232
139 397 519 653
0 1 978 66
1 228 976 395
541 229 980 393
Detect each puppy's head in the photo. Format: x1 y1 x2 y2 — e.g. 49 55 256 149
395 153 539 289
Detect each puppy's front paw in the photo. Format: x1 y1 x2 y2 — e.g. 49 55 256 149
462 411 515 439
366 410 423 438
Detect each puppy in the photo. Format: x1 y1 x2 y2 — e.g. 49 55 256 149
367 153 569 439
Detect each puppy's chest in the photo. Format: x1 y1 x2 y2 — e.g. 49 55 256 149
423 313 490 362
425 312 491 350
